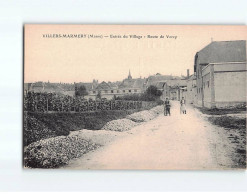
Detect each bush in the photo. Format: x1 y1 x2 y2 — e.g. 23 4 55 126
155 99 164 105
23 112 65 146
115 94 141 101
115 85 163 104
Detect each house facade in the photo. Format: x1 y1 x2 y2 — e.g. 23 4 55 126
160 79 188 101
194 40 247 108
85 71 145 100
29 82 45 92
186 74 197 104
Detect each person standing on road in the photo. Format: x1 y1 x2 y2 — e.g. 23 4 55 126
180 97 186 114
164 97 171 116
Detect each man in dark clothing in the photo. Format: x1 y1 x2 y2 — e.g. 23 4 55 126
164 98 171 116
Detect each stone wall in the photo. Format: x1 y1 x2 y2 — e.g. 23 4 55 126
201 62 247 108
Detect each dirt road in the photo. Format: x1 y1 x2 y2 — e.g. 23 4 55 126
62 101 235 170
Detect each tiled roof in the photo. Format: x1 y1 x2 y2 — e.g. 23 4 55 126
196 40 246 65
155 82 166 90
146 75 180 86
118 78 145 89
107 82 118 89
32 82 44 87
166 79 187 87
156 79 187 88
96 81 111 90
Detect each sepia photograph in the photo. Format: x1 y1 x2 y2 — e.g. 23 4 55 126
23 24 247 170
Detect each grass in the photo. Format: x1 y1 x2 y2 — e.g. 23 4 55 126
208 115 246 169
197 105 246 168
198 106 246 115
208 116 246 130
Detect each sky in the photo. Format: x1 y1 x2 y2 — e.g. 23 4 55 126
25 25 247 83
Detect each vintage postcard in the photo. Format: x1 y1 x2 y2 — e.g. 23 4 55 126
24 25 247 169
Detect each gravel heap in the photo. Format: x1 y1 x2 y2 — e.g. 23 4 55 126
149 106 164 116
24 134 100 168
101 118 138 132
126 106 163 122
102 106 164 131
126 110 155 122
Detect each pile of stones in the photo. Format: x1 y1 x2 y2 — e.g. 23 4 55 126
101 118 138 132
24 134 100 168
102 105 163 131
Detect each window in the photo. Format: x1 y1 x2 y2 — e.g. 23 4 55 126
129 90 131 93
111 90 114 93
207 81 210 88
123 90 125 93
93 91 96 94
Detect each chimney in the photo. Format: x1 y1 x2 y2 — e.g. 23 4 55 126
187 69 190 79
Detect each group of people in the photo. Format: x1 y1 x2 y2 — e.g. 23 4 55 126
163 97 187 116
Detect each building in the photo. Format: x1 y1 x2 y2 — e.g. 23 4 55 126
29 82 45 92
194 40 247 108
118 74 145 96
127 69 132 80
145 73 180 88
86 81 115 100
155 79 188 101
167 80 187 101
186 74 197 104
155 77 187 101
155 81 166 100
28 82 75 96
24 83 32 95
86 71 145 100
146 71 189 101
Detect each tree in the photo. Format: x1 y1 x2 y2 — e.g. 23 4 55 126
96 91 101 100
75 85 88 97
142 85 162 101
112 94 117 100
146 85 162 97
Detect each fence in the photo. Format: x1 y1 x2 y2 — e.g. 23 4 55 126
24 92 156 113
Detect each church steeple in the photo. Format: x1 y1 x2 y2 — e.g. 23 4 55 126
128 69 132 79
